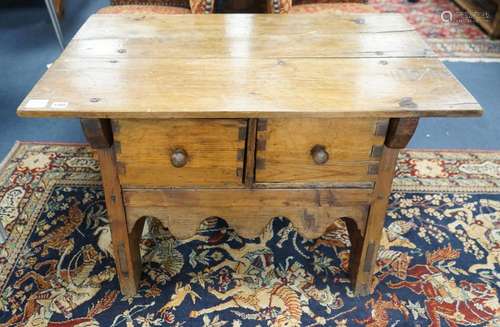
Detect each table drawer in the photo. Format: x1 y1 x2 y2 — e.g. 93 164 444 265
255 118 388 185
113 119 247 187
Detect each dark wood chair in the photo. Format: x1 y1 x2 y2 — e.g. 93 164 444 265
100 0 215 14
266 0 376 14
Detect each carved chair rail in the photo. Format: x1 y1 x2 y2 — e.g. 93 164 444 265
111 0 215 14
266 0 367 14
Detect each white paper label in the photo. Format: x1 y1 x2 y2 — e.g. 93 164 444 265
25 99 49 108
50 101 69 109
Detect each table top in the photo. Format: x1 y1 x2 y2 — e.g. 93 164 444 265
18 14 482 119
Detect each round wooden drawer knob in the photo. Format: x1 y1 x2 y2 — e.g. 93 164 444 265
170 148 188 168
311 145 329 165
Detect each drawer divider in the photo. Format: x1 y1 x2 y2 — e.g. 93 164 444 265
243 118 258 187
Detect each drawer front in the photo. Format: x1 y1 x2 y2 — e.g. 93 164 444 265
114 119 247 187
255 118 388 184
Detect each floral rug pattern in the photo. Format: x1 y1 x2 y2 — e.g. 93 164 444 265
0 143 499 326
368 0 500 59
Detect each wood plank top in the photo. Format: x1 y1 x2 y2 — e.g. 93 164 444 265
18 14 482 119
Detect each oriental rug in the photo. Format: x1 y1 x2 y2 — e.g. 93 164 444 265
0 142 499 326
368 0 500 60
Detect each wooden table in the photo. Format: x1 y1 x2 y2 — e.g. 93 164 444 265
18 13 482 297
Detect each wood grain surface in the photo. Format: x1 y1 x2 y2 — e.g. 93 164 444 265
123 188 373 208
123 188 371 239
63 14 431 59
113 119 246 187
17 14 482 119
96 147 142 297
351 145 400 295
255 118 385 183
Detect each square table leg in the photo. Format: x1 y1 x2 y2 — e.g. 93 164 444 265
349 118 418 295
97 147 142 297
349 146 400 296
80 119 142 297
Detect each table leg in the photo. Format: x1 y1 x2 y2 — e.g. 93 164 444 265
350 118 418 295
80 119 142 297
97 147 142 297
350 146 399 296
